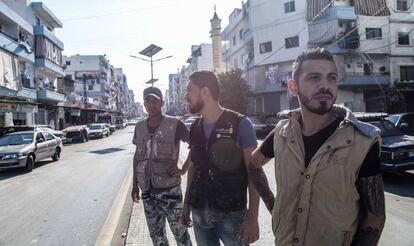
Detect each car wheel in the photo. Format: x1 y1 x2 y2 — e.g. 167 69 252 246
25 155 34 172
52 148 61 161
107 132 109 137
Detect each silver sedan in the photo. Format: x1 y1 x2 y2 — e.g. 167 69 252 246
0 130 63 172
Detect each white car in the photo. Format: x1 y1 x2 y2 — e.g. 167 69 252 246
88 124 110 139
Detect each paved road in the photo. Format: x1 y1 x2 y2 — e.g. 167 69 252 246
0 127 135 246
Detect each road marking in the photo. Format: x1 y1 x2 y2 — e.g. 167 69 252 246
95 164 132 246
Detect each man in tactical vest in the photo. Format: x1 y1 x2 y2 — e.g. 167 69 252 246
132 86 192 246
248 48 386 245
181 70 260 246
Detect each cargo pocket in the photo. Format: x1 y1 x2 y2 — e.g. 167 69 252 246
136 161 149 191
154 141 174 159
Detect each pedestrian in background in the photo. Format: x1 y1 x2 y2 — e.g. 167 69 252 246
131 86 192 246
248 47 386 245
181 70 260 246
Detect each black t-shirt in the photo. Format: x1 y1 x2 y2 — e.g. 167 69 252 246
147 119 189 144
260 118 381 178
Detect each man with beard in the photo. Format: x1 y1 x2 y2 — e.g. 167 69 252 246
248 48 386 245
181 70 260 246
132 86 192 246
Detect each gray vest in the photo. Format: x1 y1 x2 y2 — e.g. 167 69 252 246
134 115 181 191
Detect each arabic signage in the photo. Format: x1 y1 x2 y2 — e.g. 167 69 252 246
0 102 38 113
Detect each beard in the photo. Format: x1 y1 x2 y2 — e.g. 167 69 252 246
298 89 336 115
189 99 204 114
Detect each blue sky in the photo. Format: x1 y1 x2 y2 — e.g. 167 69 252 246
42 0 242 103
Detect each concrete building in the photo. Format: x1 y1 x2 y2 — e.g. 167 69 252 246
308 0 414 112
64 55 119 123
221 0 414 118
166 73 179 114
0 0 64 128
222 3 253 73
173 44 215 115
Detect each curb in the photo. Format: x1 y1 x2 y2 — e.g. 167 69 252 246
95 165 133 246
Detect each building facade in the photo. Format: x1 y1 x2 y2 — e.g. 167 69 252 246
221 0 414 118
0 0 64 128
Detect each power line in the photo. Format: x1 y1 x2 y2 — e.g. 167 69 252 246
63 5 173 22
359 27 414 53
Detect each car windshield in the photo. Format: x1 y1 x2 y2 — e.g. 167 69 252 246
0 133 33 146
89 125 102 130
116 119 123 124
386 115 399 125
370 120 404 137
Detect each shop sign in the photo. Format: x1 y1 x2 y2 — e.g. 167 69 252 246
0 102 38 113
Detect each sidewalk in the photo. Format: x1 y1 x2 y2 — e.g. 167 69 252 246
125 200 197 246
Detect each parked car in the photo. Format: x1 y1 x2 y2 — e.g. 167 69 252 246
127 119 138 126
35 125 66 142
356 113 414 172
0 125 66 142
88 124 110 138
62 125 89 143
104 123 116 134
386 113 414 136
248 116 268 136
115 118 128 129
0 130 63 172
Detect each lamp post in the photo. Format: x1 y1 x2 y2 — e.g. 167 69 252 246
130 44 172 86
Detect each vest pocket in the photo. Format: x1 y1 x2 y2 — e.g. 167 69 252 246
305 230 350 246
155 141 174 159
137 161 149 191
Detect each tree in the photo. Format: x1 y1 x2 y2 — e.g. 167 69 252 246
218 69 252 114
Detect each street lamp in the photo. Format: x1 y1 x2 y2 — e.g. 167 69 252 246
130 44 172 86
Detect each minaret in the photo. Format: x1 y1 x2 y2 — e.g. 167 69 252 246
210 5 225 74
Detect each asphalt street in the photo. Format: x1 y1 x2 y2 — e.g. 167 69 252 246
0 126 413 245
0 127 135 246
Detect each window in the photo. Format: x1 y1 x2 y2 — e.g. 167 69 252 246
284 1 295 13
400 66 414 81
285 36 299 48
66 61 71 65
366 28 382 39
36 16 41 25
398 32 410 45
233 36 236 46
43 132 54 141
239 29 243 41
260 41 272 53
396 0 409 11
36 133 45 142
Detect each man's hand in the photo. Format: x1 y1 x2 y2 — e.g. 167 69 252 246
168 163 186 177
240 213 259 244
131 186 140 203
181 203 193 227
